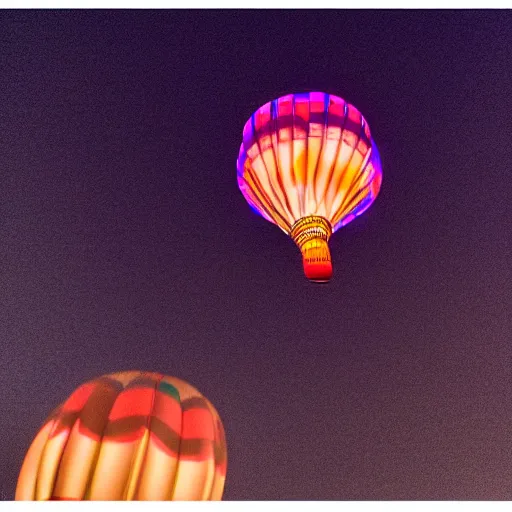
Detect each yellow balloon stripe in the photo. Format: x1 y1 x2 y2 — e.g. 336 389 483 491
256 141 290 222
137 431 180 500
335 151 369 220
15 421 53 500
292 138 307 218
252 152 292 225
36 426 73 500
52 419 100 499
278 141 300 220
124 428 150 500
305 136 322 215
266 111 294 222
326 136 369 219
88 439 135 500
315 137 343 218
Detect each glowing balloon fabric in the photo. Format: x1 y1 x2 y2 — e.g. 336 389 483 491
15 371 227 501
237 91 382 282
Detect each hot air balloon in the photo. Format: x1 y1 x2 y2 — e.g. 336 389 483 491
237 91 382 283
16 371 227 501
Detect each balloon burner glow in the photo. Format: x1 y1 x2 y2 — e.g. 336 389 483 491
290 216 333 283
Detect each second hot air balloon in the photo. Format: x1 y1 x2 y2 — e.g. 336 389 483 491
16 371 227 501
237 91 382 283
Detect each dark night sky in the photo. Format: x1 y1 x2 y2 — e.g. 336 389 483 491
0 9 510 501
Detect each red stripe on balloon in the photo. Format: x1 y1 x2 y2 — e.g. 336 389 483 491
61 382 95 413
182 409 215 440
108 388 154 421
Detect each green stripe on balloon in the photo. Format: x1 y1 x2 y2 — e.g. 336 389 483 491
158 381 180 402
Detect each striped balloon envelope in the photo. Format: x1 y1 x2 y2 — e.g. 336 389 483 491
15 371 227 501
237 91 382 283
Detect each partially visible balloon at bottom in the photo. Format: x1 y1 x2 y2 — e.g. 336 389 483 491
15 371 227 501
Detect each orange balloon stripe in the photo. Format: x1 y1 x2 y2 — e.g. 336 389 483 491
321 102 348 214
332 183 372 228
308 100 327 210
317 97 346 208
242 166 291 231
328 142 365 222
243 150 283 215
277 96 300 219
252 105 291 219
316 137 344 216
279 135 300 219
331 145 373 224
306 94 329 212
324 111 357 215
256 147 291 222
293 95 310 219
242 168 272 222
305 136 322 214
241 172 281 227
335 150 370 219
341 186 373 222
269 130 295 222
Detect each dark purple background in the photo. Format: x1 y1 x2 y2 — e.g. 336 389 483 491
0 10 510 501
